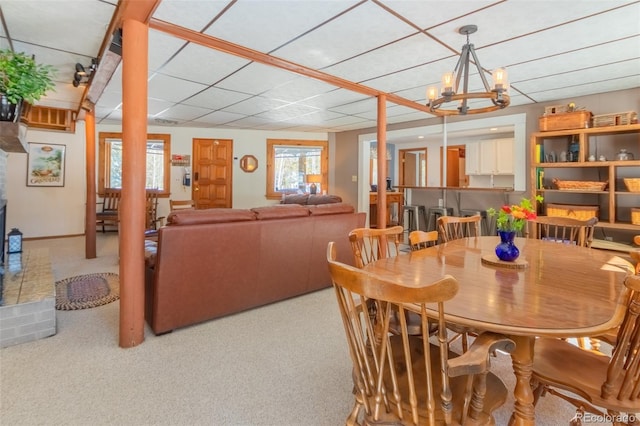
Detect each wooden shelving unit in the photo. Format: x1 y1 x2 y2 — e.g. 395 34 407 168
530 123 640 231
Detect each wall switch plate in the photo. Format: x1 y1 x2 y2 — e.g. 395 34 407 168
352 175 357 182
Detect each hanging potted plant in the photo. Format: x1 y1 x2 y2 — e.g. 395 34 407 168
0 49 56 122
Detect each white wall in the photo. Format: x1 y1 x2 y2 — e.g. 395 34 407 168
6 122 327 239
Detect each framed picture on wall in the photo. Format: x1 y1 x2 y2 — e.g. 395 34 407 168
26 143 66 187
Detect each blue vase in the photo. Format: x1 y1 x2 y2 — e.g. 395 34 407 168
495 231 519 262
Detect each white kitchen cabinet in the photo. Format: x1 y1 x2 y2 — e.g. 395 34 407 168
466 138 514 175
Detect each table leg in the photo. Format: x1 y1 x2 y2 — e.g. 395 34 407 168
508 335 535 426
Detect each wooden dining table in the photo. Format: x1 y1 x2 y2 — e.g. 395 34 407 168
363 236 634 426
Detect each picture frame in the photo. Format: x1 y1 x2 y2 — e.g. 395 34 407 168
26 143 66 187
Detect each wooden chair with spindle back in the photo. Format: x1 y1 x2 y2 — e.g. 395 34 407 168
532 274 640 425
327 241 515 425
438 215 482 243
347 225 404 269
525 215 598 247
409 230 439 251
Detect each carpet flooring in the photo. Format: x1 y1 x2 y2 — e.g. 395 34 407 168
0 234 583 425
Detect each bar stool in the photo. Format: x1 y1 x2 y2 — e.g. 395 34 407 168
402 205 428 232
459 208 490 236
426 206 453 232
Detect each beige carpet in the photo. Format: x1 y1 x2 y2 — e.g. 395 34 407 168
0 235 581 425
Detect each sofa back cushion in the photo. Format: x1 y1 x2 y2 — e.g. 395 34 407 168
306 194 342 205
251 204 310 220
167 208 256 226
308 203 354 215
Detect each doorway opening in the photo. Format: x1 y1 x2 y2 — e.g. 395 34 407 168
440 145 467 187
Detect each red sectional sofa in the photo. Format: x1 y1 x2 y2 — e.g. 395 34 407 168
144 203 366 334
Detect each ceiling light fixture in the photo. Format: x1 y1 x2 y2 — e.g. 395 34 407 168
426 25 510 116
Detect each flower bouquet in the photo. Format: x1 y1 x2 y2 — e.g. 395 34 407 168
487 196 543 261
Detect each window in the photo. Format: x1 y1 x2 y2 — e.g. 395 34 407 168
266 139 328 199
98 132 171 196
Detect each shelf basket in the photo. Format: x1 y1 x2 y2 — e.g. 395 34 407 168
624 178 640 193
632 208 640 226
547 203 599 220
552 178 608 191
592 111 637 127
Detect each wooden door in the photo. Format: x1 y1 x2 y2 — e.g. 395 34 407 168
192 138 233 208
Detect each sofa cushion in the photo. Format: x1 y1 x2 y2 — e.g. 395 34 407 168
281 194 309 205
308 203 355 216
167 208 256 226
306 194 342 205
251 204 310 220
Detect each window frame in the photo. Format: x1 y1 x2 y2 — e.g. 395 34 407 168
266 138 329 200
98 132 171 196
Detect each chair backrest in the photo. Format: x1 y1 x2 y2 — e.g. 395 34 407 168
409 230 439 251
100 189 121 212
348 225 403 269
438 215 482 242
630 250 640 275
170 199 195 211
602 274 640 403
326 242 513 425
145 190 164 230
525 216 597 247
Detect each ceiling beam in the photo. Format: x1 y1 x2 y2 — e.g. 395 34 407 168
76 0 162 119
149 18 433 115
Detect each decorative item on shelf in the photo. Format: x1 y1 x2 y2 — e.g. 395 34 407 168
487 196 542 262
552 178 608 192
616 149 634 161
425 24 509 116
7 227 22 254
631 208 640 226
547 203 599 220
592 111 637 127
306 174 321 194
386 177 393 191
568 135 580 162
0 49 56 122
624 178 640 193
539 107 592 132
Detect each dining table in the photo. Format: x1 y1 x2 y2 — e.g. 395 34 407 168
363 236 634 426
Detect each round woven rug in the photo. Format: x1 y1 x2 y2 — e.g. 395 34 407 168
55 273 120 310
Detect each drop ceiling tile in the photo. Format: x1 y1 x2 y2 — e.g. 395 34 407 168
223 96 291 116
377 0 497 30
255 103 321 121
147 98 177 116
297 89 370 110
328 98 378 116
261 78 337 103
155 104 212 121
272 1 418 69
148 30 189 72
181 86 253 110
324 33 452 84
205 0 361 53
152 0 229 32
158 43 250 85
193 110 247 126
148 74 208 102
216 62 299 94
1 1 114 55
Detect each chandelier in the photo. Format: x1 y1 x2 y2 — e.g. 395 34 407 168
427 25 510 116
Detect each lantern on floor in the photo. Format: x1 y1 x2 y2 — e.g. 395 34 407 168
7 228 22 254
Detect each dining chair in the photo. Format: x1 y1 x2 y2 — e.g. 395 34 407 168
327 241 515 426
532 274 640 425
169 199 196 211
348 225 404 269
525 216 598 247
95 188 121 233
409 230 439 251
438 215 482 242
145 190 165 230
